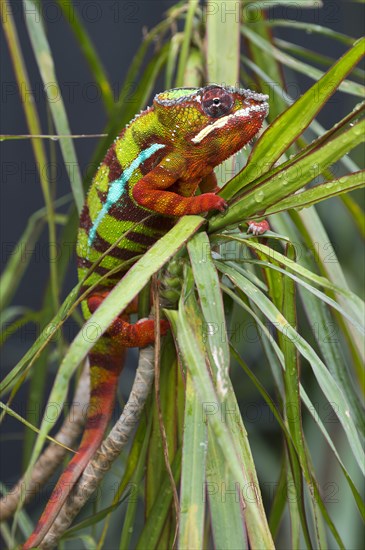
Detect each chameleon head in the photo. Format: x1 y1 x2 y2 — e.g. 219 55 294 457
154 84 269 162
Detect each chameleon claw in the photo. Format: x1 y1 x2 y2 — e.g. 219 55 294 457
247 219 270 235
214 196 228 212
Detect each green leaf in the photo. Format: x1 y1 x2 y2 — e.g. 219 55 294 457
2 0 59 314
214 234 364 332
242 26 365 97
178 372 207 549
274 37 365 81
0 284 82 396
136 448 182 550
63 496 129 539
264 171 365 214
241 56 364 176
91 44 169 169
23 0 84 212
0 401 73 450
206 0 240 84
168 290 275 549
211 118 365 231
56 0 114 113
166 33 183 89
206 424 248 550
244 0 322 6
223 285 364 524
265 19 355 45
187 232 230 396
166 306 247 496
242 9 287 121
278 243 323 548
206 0 241 182
220 37 365 200
176 0 200 87
216 261 365 477
0 194 72 310
145 335 179 534
272 209 364 423
119 413 152 550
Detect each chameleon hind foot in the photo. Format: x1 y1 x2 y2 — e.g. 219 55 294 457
108 317 170 348
87 293 169 348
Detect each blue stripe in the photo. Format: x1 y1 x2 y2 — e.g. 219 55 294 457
88 142 166 248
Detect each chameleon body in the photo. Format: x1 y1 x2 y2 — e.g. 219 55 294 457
24 85 268 548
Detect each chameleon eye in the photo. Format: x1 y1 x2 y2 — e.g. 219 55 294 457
202 87 234 118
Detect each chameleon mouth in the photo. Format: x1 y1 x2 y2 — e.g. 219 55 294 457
191 102 269 144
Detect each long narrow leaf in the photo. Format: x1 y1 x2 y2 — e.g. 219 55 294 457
168 291 275 549
178 372 207 549
23 0 84 212
206 0 240 84
135 449 182 550
222 285 364 523
221 38 365 200
265 19 355 45
216 262 365 476
279 244 323 548
176 0 199 86
2 0 59 313
188 233 230 396
56 0 114 113
242 26 364 97
211 118 365 231
214 234 364 330
206 424 248 550
264 171 365 214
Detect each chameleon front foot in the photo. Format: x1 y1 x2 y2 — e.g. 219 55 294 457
205 194 228 213
186 193 228 215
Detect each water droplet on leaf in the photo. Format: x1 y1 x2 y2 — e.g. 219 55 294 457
255 190 264 203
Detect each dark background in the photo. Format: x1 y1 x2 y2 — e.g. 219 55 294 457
1 0 364 524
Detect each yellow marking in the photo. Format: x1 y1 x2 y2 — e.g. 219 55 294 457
93 164 110 193
115 133 140 168
88 185 103 222
95 214 162 243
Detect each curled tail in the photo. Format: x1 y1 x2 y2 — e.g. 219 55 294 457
23 342 124 549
